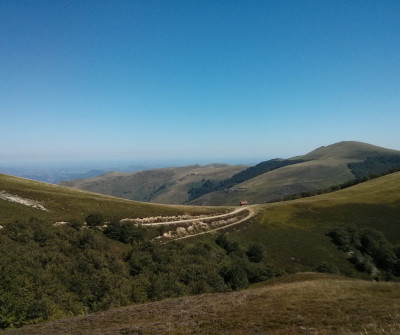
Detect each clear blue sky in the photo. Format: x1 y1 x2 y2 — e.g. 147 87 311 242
1 0 399 164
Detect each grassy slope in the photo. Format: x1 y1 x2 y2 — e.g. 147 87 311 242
0 173 224 224
61 164 247 204
6 272 400 334
191 141 400 205
223 171 400 275
190 159 356 206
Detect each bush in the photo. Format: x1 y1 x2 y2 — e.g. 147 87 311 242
85 213 104 227
359 228 397 271
104 221 146 244
69 220 84 231
327 225 360 251
215 234 243 256
221 262 248 290
246 262 277 283
246 243 264 263
316 262 339 274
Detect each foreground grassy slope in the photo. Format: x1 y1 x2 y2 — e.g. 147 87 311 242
222 171 400 274
191 141 400 205
0 173 222 224
61 164 247 204
7 272 400 335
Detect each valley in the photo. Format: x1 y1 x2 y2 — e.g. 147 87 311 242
1 143 400 333
61 164 248 205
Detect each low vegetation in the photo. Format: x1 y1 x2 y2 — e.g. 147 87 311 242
0 218 280 329
328 225 400 279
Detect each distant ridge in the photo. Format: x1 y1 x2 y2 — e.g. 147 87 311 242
61 164 247 204
302 141 399 160
190 141 400 206
60 141 400 206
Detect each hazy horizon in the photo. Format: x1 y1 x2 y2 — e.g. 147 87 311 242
0 156 266 184
1 1 399 162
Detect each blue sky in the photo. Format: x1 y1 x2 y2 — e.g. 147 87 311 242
1 0 399 164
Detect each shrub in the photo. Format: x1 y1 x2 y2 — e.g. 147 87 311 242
85 213 104 227
221 262 248 290
328 225 399 278
316 262 339 274
246 243 264 263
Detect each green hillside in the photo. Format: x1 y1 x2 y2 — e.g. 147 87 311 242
2 171 400 331
0 173 222 224
61 164 247 205
191 141 400 205
221 171 400 276
6 272 400 335
187 158 306 201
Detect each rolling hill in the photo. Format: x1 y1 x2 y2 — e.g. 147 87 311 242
0 173 223 224
60 164 247 205
219 170 400 276
190 141 400 205
60 141 400 206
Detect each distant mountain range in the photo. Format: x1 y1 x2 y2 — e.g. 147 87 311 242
61 141 400 205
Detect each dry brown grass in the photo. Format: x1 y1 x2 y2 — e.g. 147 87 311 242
5 273 400 334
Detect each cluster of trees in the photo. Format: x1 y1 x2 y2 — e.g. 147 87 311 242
0 217 280 329
348 155 400 179
328 225 400 279
84 214 147 244
188 159 305 200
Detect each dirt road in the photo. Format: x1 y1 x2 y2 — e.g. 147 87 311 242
169 206 256 241
140 206 251 226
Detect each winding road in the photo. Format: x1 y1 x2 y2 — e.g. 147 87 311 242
140 206 252 227
172 205 256 241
